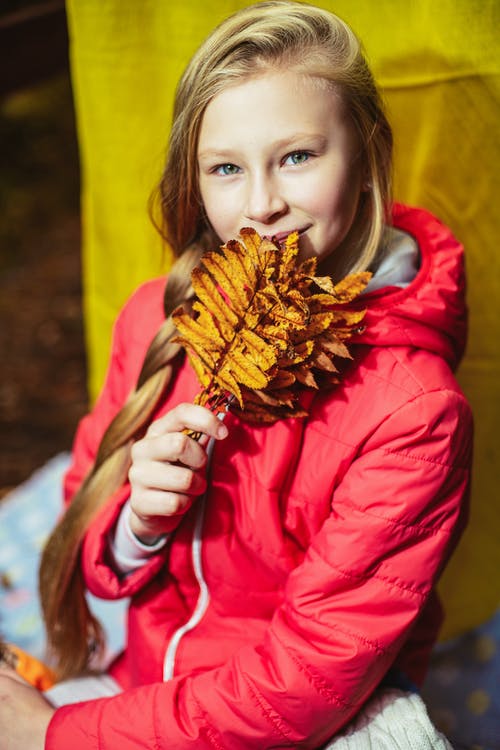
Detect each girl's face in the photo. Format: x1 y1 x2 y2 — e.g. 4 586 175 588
197 70 364 272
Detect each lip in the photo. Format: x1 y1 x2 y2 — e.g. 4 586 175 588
265 226 311 243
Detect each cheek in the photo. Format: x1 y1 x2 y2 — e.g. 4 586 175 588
199 182 222 229
198 178 214 217
304 170 363 261
312 183 359 230
299 159 362 222
199 190 236 242
325 170 363 229
199 180 236 222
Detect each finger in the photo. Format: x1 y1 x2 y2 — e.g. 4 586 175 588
129 461 207 495
130 488 199 519
146 403 228 441
0 666 26 685
131 431 208 468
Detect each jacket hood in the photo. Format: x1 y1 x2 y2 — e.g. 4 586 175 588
352 203 467 370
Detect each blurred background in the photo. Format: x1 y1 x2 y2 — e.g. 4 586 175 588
0 0 86 496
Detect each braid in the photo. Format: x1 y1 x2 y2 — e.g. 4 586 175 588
39 245 203 678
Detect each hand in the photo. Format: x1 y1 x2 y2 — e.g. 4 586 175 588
128 402 228 543
0 668 54 750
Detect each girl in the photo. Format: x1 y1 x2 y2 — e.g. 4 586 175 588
0 2 472 748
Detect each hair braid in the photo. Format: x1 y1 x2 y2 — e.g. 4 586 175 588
39 246 202 678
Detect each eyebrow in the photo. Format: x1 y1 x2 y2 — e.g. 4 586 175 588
197 133 328 160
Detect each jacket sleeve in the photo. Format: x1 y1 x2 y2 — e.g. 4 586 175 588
46 388 472 750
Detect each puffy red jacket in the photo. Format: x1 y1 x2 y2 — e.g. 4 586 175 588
46 205 472 749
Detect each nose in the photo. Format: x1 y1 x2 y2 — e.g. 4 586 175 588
244 172 288 225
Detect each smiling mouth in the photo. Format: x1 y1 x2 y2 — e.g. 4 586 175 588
265 226 311 244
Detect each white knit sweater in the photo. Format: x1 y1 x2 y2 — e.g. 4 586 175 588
322 689 453 749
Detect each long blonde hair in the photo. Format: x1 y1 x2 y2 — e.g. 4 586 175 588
40 0 393 678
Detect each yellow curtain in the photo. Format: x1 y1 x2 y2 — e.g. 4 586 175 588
66 0 500 638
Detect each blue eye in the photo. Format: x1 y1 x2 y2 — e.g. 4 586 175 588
284 151 310 166
215 163 241 176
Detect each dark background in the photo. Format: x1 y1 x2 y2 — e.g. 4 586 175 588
0 1 87 497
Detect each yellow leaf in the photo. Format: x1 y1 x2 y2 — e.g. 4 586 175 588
191 267 238 336
187 351 213 389
201 248 253 316
172 310 221 359
279 230 300 273
290 312 334 344
214 367 243 407
312 275 337 294
278 340 314 367
191 302 226 347
174 228 369 424
297 257 317 278
238 227 265 267
239 329 278 370
219 348 270 390
329 272 372 303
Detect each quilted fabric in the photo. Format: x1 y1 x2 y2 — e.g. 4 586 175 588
1 457 498 748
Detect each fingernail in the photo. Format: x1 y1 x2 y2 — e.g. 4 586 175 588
217 424 228 439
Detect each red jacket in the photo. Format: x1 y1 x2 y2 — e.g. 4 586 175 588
46 205 472 749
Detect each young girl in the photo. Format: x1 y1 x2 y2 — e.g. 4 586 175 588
0 2 472 748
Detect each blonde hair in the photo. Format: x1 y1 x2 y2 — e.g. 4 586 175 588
40 0 393 678
157 0 392 275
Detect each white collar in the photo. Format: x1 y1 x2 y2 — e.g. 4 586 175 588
365 227 420 293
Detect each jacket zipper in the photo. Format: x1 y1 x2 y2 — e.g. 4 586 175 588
162 436 215 681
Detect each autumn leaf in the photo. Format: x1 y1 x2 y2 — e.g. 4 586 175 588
172 228 370 423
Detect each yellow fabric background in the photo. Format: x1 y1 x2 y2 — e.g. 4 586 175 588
66 0 500 638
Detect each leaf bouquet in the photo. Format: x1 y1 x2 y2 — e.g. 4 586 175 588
173 228 370 424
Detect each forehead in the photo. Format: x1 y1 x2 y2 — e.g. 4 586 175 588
197 70 351 153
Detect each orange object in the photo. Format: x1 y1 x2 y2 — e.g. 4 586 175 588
7 644 56 691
